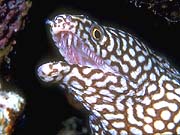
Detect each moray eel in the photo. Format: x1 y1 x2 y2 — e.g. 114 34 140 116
37 14 180 134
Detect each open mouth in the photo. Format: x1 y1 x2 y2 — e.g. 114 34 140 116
52 31 122 76
54 31 105 69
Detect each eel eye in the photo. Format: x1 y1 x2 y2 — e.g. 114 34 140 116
92 27 102 40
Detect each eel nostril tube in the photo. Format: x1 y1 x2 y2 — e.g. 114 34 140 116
45 19 53 25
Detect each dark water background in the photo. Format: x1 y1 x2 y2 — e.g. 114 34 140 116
9 0 180 134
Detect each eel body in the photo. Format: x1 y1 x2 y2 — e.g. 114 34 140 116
37 14 180 134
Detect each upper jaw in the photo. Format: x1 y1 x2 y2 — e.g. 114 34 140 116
46 15 77 36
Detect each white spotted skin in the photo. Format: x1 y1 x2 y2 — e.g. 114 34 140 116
38 14 180 134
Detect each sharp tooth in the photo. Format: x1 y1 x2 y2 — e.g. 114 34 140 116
82 45 85 53
68 34 72 47
87 49 91 57
73 36 78 46
96 57 103 65
69 48 72 55
94 56 97 63
83 46 87 54
101 59 104 65
64 36 67 46
90 52 93 58
61 33 64 39
96 58 100 64
72 52 74 60
86 47 89 54
61 40 65 48
93 54 96 60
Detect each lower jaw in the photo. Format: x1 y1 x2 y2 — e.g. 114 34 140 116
62 52 118 75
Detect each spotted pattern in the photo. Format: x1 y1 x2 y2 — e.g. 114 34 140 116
37 14 180 134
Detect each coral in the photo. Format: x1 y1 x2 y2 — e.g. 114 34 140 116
0 0 31 134
0 90 25 135
0 0 32 63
